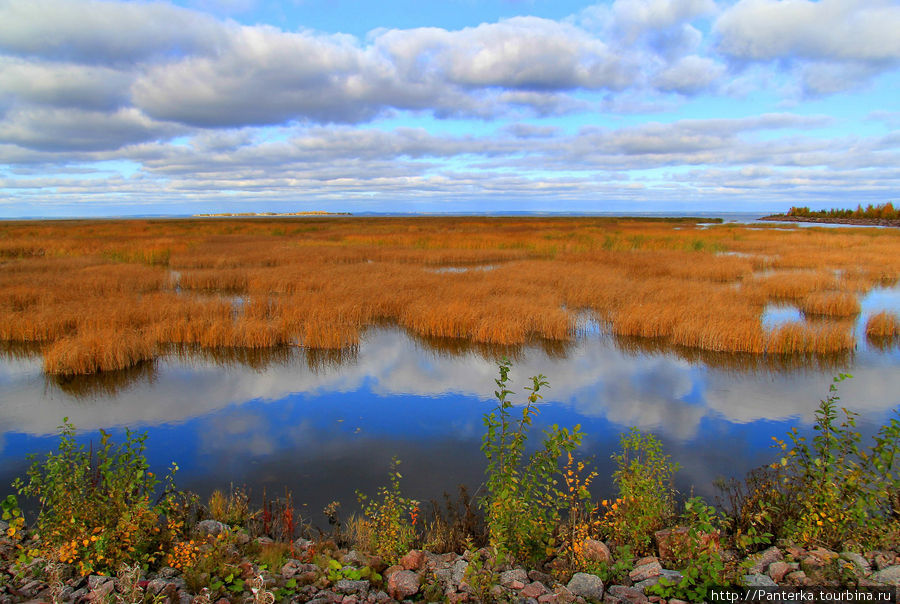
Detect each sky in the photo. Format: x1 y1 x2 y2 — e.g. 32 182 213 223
0 0 898 217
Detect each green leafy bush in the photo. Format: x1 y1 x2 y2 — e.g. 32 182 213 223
600 428 678 555
722 375 900 551
355 456 419 564
777 375 899 548
480 359 585 564
13 418 178 575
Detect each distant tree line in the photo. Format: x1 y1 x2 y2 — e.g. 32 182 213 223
786 202 898 220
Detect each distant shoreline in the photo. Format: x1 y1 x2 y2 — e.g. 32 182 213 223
193 211 352 217
760 214 900 227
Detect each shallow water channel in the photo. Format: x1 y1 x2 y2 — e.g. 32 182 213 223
2 322 899 526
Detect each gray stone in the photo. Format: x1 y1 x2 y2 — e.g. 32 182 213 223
146 578 173 595
343 550 369 567
768 561 792 582
871 565 900 586
87 581 115 601
56 586 74 602
0 520 7 532
334 579 369 595
785 570 808 585
194 519 228 536
158 566 180 579
583 539 614 565
841 551 872 575
873 552 894 571
744 574 778 587
521 581 550 599
19 581 44 598
747 546 783 575
605 585 648 603
628 561 661 583
87 576 110 591
293 537 313 551
501 569 529 588
386 570 420 600
660 569 683 581
435 558 468 585
567 573 604 601
398 549 425 571
633 571 681 594
529 570 556 586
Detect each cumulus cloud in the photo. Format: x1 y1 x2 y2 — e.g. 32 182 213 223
0 58 131 110
715 0 900 94
0 0 228 64
716 0 900 62
376 18 631 91
0 107 184 151
653 55 726 94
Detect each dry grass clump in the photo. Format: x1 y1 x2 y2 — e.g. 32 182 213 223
799 292 861 317
767 323 855 354
865 312 900 338
42 328 156 375
1 216 898 374
746 271 839 300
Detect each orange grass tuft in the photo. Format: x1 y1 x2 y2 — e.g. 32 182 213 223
798 292 861 317
865 312 900 338
766 322 855 354
43 328 156 375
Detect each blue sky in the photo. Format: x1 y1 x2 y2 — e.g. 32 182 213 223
0 0 898 217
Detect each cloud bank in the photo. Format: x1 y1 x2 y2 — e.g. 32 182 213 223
0 0 898 214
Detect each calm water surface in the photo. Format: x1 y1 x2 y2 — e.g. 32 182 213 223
2 310 899 525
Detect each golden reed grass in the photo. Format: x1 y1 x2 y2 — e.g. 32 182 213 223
1 217 898 374
866 312 900 338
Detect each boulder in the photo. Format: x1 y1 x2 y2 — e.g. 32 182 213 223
767 561 792 582
654 527 718 561
500 569 529 588
840 551 871 576
628 560 661 583
746 546 783 575
386 569 420 600
871 565 900 586
194 519 228 537
566 573 603 600
583 539 614 564
435 558 468 585
743 574 778 587
334 579 369 595
399 549 426 571
521 581 550 599
605 584 649 603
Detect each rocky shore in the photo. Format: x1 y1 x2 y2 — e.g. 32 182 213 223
759 215 900 227
3 518 898 604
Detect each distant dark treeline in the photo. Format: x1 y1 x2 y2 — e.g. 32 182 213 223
787 202 898 220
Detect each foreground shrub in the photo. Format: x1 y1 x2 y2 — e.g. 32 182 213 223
355 457 419 564
13 419 179 575
601 428 678 556
725 375 900 551
777 375 899 548
481 360 587 564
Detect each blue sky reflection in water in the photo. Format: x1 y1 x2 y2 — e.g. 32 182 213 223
1 325 899 525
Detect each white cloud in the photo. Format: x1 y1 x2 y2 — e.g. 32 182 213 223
715 0 900 94
653 54 726 94
0 106 184 151
0 0 228 64
716 0 900 62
